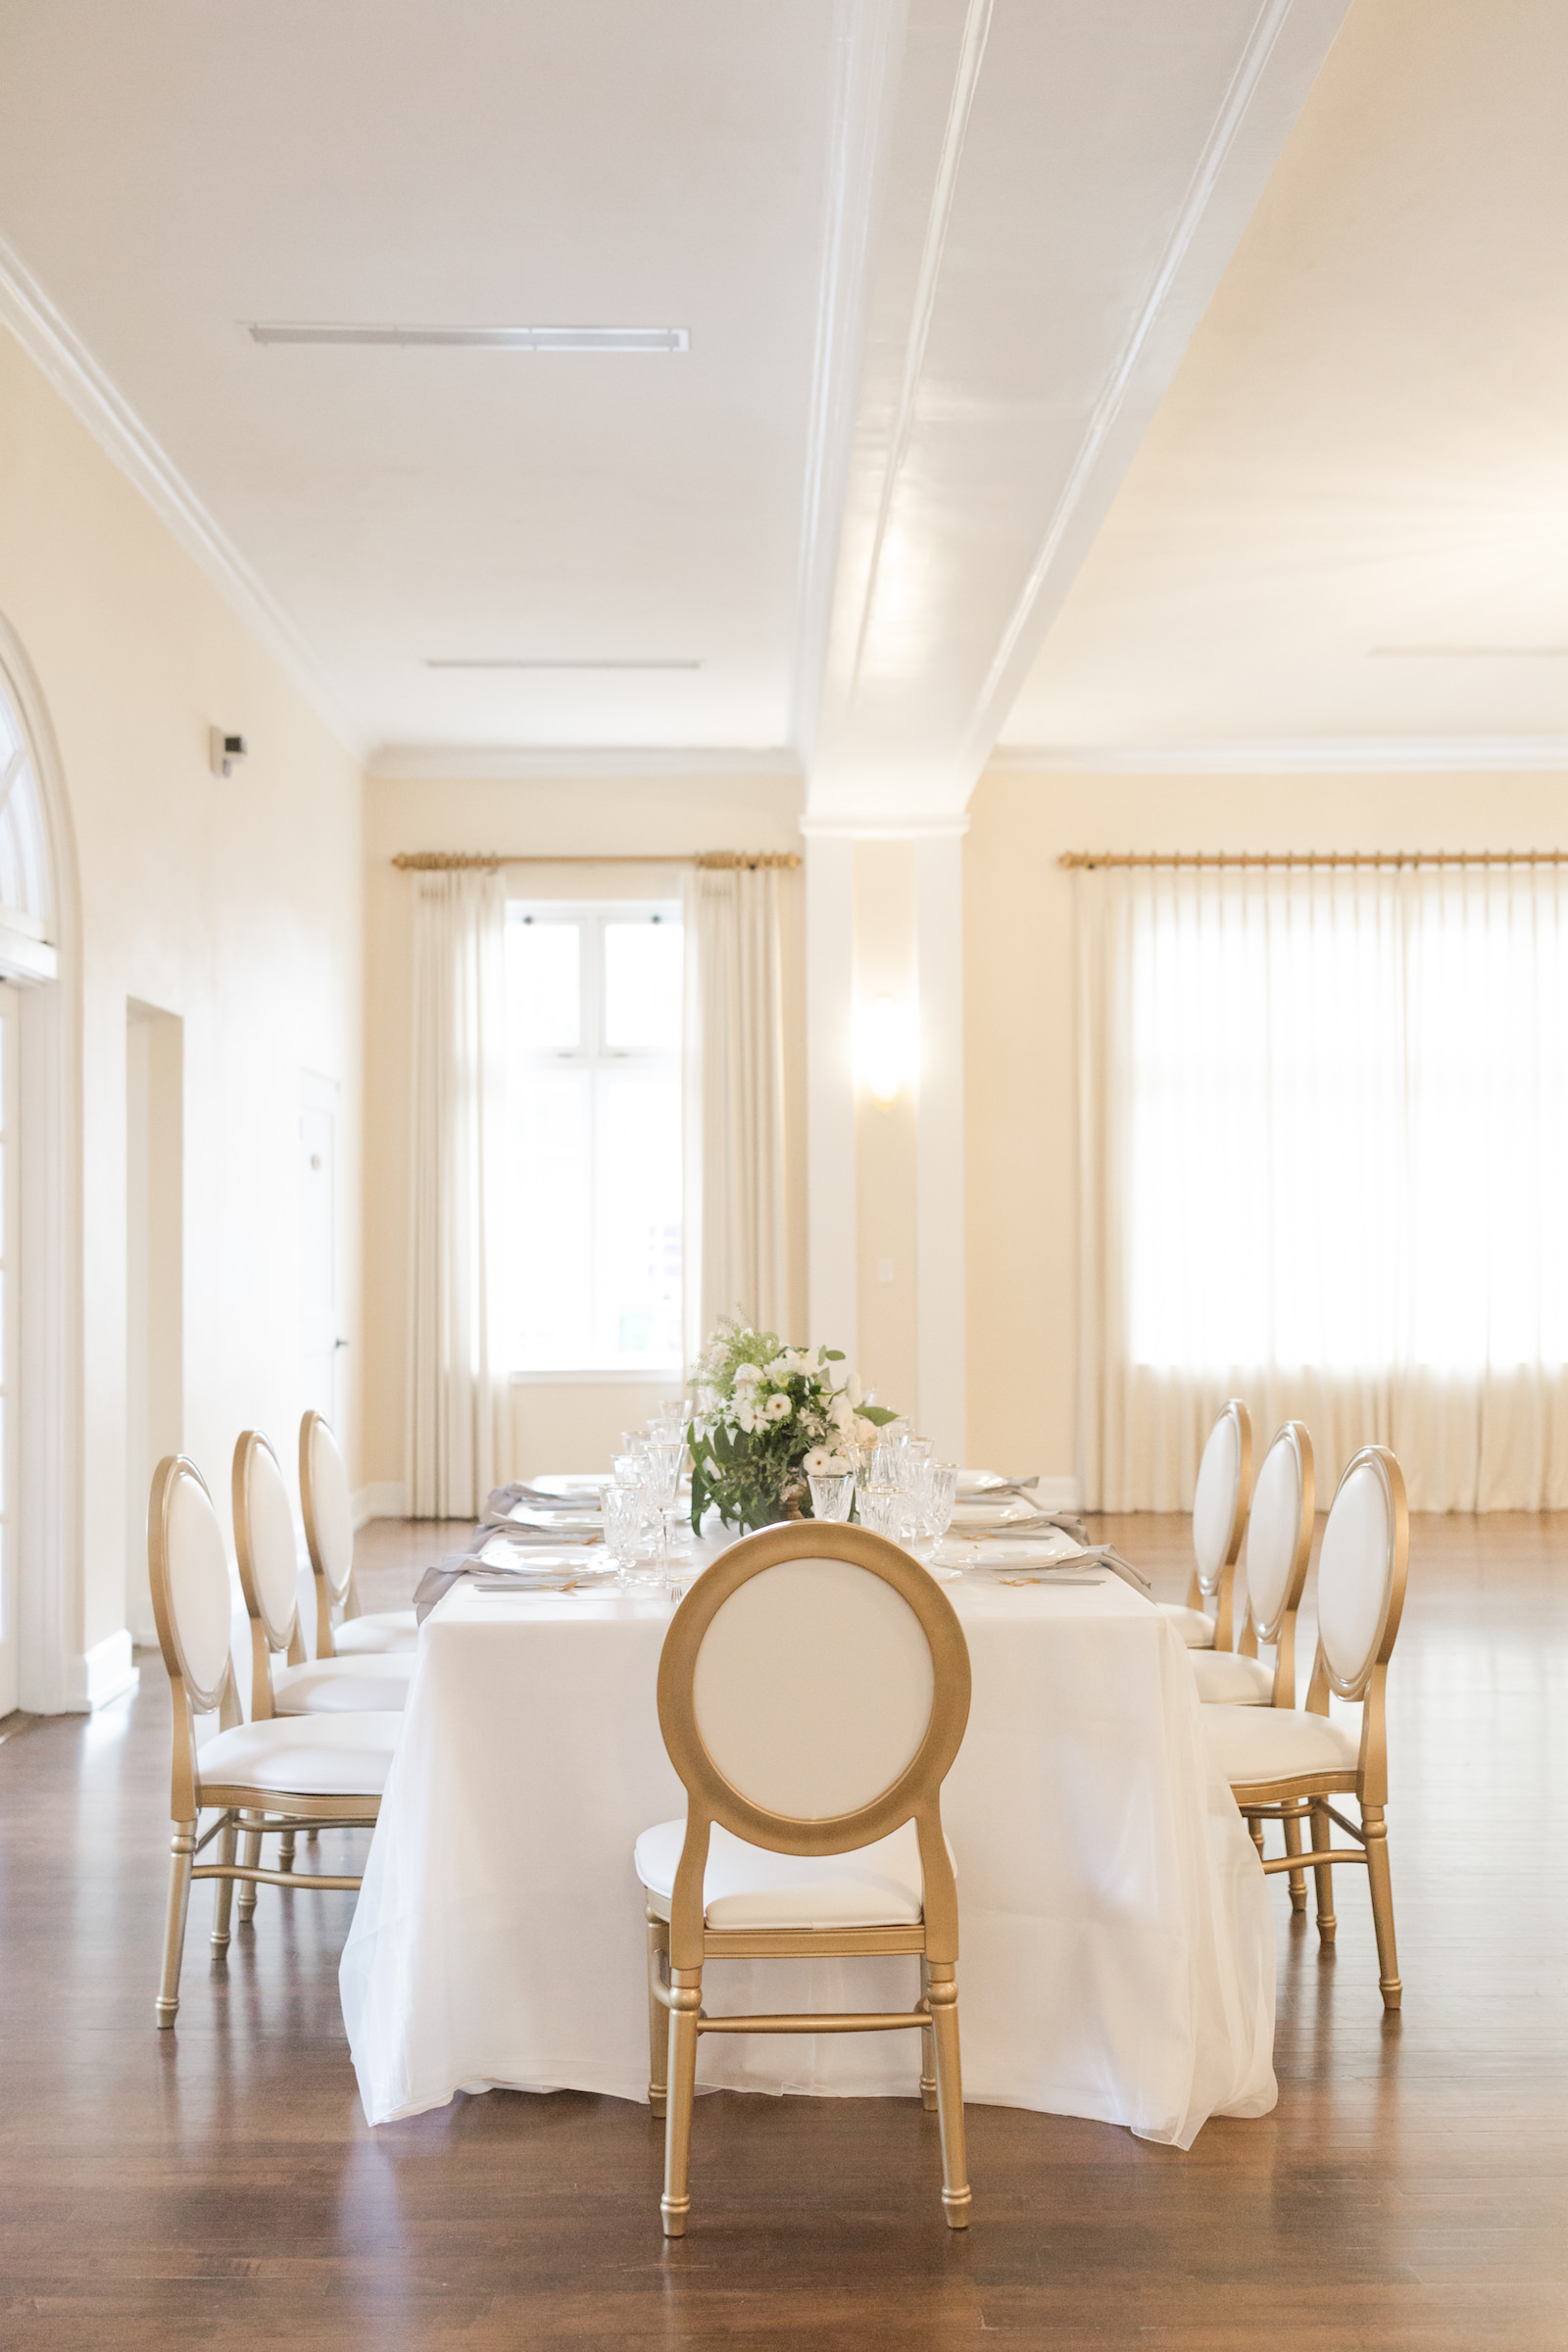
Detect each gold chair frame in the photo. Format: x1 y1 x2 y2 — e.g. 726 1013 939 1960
1226 1444 1408 2009
150 1454 380 2028
645 1522 973 2236
1183 1397 1253 1649
234 1429 308 1723
299 1407 359 1657
1229 1421 1316 1905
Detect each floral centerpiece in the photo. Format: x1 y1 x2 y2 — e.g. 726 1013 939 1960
687 1319 896 1533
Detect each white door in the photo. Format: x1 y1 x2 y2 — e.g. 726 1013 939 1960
301 1072 342 1427
0 989 18 1716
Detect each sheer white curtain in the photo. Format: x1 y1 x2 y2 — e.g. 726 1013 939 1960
683 862 788 1351
1078 860 1568 1511
406 868 508 1516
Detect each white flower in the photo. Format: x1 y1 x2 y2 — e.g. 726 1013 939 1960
803 1446 849 1476
763 1392 792 1421
734 1361 762 1389
830 1393 858 1433
733 1400 756 1433
847 1371 865 1407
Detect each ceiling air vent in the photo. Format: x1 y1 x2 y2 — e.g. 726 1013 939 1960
247 323 688 353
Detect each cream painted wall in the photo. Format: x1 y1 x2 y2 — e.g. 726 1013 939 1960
853 839 919 1414
964 767 1568 1493
361 773 806 1494
0 325 365 1686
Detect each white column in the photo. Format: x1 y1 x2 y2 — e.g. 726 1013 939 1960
914 830 965 1460
804 832 858 1366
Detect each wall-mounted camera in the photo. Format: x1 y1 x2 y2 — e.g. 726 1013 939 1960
209 727 248 779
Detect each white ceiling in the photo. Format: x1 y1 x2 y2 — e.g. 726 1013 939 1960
0 0 1382 803
1001 0 1568 763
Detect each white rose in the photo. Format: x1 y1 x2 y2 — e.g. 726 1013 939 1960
764 1393 792 1421
830 1395 856 1433
734 1362 761 1389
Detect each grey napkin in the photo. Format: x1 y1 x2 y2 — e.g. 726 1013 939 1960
413 1528 488 1624
481 1480 601 1527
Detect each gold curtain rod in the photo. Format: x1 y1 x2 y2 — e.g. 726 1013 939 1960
1058 848 1568 871
392 850 801 872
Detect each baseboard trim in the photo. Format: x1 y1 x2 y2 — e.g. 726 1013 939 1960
353 1480 408 1529
65 1629 141 1713
1034 1476 1081 1511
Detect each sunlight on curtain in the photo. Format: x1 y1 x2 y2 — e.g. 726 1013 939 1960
1079 861 1568 1511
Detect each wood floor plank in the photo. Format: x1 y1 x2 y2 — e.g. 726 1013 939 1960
2 1510 1565 2348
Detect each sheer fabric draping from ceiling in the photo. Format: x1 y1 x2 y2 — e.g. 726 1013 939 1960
1077 860 1568 1512
682 863 788 1356
406 868 508 1516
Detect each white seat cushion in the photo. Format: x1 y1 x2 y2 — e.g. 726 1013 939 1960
1160 1602 1216 1649
332 1610 418 1655
195 1712 401 1798
634 1817 943 1931
271 1654 416 1714
1204 1704 1360 1788
1190 1650 1276 1706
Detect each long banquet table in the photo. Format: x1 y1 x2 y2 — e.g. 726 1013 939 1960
340 1530 1277 2149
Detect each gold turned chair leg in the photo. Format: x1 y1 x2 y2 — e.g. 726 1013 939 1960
278 1827 297 1874
1282 1802 1308 1914
926 1965 970 2230
919 1961 938 2112
1363 1806 1401 2011
646 1910 669 2117
1309 1797 1336 1944
157 1822 196 2027
662 1970 702 2237
236 1813 262 1923
1247 1811 1266 1862
210 1813 237 1950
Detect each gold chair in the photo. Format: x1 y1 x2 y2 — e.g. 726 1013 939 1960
1191 1421 1314 1708
1159 1397 1252 1650
635 1521 972 2237
1203 1445 1408 2008
299 1409 417 1656
149 1453 401 2027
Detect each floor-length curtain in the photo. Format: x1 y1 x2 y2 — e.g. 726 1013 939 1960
683 863 788 1353
1077 859 1568 1512
406 867 508 1515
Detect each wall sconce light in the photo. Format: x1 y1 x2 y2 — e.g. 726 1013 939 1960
862 992 910 1107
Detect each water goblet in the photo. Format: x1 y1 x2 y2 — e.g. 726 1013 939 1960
922 1461 958 1549
857 1482 902 1540
808 1469 856 1522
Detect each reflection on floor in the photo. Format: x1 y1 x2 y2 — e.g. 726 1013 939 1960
0 1510 1564 2350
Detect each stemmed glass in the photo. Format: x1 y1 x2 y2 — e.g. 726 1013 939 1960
639 1436 687 1594
808 1468 857 1522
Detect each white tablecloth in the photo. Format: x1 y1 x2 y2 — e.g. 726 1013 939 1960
340 1553 1277 2149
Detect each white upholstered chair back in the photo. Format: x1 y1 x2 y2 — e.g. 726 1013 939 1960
300 1410 355 1603
1244 1422 1314 1642
692 1556 937 1820
657 1523 971 1974
1315 1446 1408 1698
148 1456 235 1714
233 1431 301 1650
1192 1398 1251 1596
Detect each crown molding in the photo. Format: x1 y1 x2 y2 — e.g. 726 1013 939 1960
367 743 804 782
987 739 1568 776
0 234 366 760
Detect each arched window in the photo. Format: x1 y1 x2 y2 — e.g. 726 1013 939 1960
0 686 57 981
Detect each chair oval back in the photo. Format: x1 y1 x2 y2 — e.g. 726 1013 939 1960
1316 1446 1408 1699
1244 1422 1314 1643
659 1522 971 1855
300 1410 354 1601
147 1455 234 1713
233 1430 300 1650
1192 1398 1252 1596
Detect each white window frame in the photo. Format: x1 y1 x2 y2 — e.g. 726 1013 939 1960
504 897 683 1376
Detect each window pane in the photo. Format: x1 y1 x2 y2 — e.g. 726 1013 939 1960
506 920 580 1052
594 1068 683 1365
503 1067 594 1367
604 919 682 1051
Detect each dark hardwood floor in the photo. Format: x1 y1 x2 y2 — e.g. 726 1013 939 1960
2 1511 1565 2350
